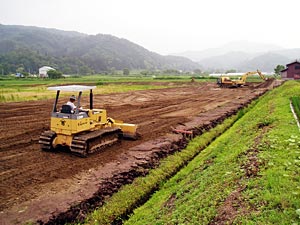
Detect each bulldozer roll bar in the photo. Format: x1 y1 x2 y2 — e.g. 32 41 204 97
90 89 93 109
53 90 60 112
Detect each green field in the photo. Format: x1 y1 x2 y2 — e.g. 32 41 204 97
0 74 263 103
0 75 202 102
84 80 300 225
0 75 170 102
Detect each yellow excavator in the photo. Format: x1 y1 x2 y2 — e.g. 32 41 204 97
39 85 138 157
217 70 267 88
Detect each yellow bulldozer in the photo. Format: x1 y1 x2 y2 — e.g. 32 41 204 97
39 85 138 157
217 70 267 88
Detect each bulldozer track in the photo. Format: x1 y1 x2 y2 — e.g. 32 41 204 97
71 127 121 157
39 130 56 151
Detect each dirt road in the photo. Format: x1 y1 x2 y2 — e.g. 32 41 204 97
0 81 277 224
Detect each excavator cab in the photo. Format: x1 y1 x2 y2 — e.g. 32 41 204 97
39 85 138 157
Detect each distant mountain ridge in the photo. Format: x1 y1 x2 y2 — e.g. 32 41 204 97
172 41 283 61
1 25 299 74
0 24 199 74
172 41 300 72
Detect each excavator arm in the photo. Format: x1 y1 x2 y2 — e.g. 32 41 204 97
235 70 266 85
257 70 267 81
217 70 267 88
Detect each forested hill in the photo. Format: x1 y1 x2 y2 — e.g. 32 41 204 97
0 24 199 74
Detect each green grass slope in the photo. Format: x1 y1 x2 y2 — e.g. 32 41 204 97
125 80 300 225
291 96 300 120
86 105 244 225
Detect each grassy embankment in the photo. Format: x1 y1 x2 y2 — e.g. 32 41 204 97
85 80 300 225
0 75 187 102
291 96 300 120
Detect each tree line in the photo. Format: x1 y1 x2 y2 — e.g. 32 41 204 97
0 25 200 76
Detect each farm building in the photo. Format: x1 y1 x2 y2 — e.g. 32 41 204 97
15 72 24 78
39 66 55 78
280 60 300 80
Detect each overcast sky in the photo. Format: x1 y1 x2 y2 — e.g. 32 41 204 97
1 0 300 55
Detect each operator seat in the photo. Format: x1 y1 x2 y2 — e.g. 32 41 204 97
61 104 72 113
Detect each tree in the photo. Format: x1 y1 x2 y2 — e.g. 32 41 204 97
108 67 116 75
193 69 202 74
225 69 236 74
140 70 149 76
16 66 25 74
274 65 285 76
47 69 63 79
79 65 92 75
163 69 180 75
123 68 130 76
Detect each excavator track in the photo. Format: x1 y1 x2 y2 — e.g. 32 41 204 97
39 130 57 151
70 127 121 157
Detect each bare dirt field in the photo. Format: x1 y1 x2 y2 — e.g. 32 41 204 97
0 81 279 224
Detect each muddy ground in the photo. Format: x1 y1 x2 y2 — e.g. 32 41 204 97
0 81 279 224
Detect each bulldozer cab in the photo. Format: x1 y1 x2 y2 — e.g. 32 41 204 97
47 85 106 136
48 85 96 114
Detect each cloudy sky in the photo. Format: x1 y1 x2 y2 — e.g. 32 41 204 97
1 0 300 54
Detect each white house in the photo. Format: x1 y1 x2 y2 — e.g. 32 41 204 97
39 66 55 78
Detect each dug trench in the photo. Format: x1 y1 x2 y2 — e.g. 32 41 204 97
0 81 280 224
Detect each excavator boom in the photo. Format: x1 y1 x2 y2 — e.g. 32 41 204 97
217 70 266 88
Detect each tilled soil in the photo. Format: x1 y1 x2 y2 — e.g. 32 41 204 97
0 81 278 224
